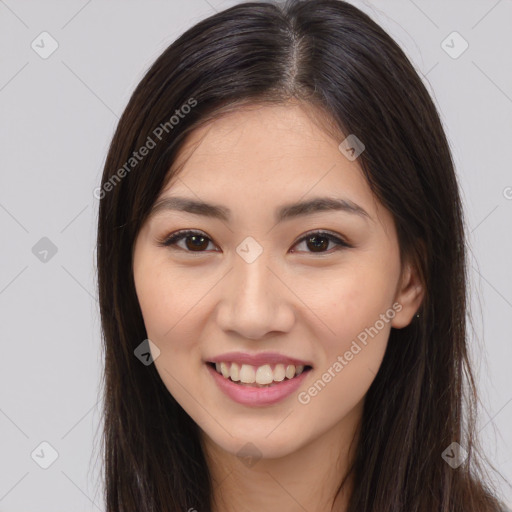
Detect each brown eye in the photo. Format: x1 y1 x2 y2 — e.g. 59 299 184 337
159 229 350 254
184 234 210 251
160 230 217 252
304 234 330 252
291 231 351 254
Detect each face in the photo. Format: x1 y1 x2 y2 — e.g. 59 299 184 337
132 101 423 460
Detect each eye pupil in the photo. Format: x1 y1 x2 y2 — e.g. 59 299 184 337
163 230 346 255
186 235 209 251
307 235 329 252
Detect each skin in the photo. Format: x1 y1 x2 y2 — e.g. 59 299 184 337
132 101 424 512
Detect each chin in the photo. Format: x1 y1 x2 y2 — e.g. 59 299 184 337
202 425 306 462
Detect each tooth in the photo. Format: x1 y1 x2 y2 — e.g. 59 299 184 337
239 364 256 383
215 362 221 373
285 365 296 379
273 364 285 381
230 362 240 382
295 365 304 376
255 364 273 385
220 362 230 378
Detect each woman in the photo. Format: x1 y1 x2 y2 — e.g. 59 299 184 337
96 0 510 510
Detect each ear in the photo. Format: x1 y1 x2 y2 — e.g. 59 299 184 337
391 258 425 329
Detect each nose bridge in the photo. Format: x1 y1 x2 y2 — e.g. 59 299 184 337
237 246 271 296
233 244 275 314
216 241 294 338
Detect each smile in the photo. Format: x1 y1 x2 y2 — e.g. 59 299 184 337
208 361 311 387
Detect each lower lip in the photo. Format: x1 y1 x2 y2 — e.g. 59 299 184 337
206 363 310 407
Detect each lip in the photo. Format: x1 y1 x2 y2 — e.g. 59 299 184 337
206 351 313 367
206 363 311 407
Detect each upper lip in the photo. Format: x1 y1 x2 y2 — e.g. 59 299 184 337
206 351 313 367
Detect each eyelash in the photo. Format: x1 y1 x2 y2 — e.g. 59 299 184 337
157 229 352 254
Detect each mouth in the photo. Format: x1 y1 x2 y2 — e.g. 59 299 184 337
206 361 313 388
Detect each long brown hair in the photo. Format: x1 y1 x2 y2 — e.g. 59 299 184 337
96 1 509 510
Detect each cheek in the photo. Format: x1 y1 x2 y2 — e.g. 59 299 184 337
133 259 217 405
295 264 395 420
297 257 398 351
134 263 206 397
134 259 208 341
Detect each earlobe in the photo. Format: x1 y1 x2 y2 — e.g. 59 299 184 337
391 260 425 329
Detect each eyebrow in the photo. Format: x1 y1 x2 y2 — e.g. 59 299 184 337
149 196 372 223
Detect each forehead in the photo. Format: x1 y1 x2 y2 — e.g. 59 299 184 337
161 102 373 209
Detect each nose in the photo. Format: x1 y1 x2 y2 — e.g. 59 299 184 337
215 248 296 340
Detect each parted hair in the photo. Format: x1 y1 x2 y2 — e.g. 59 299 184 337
96 1 509 510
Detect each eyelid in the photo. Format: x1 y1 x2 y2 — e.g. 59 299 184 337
291 230 352 252
157 229 219 252
157 228 352 252
298 228 350 245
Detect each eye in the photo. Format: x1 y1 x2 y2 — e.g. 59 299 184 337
158 229 351 254
158 229 218 252
291 230 351 253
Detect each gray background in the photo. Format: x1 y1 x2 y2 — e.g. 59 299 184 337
1 0 511 510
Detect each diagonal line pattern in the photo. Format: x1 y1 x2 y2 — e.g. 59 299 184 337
265 409 294 438
408 0 439 29
200 0 218 13
61 398 102 440
61 471 103 511
471 0 503 30
478 396 512 434
0 408 29 438
423 61 439 78
472 265 512 309
61 265 98 302
61 0 93 29
0 62 29 93
0 0 29 28
60 204 89 233
471 205 499 233
0 202 30 232
0 266 29 296
472 61 512 106
0 472 29 502
61 61 120 119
